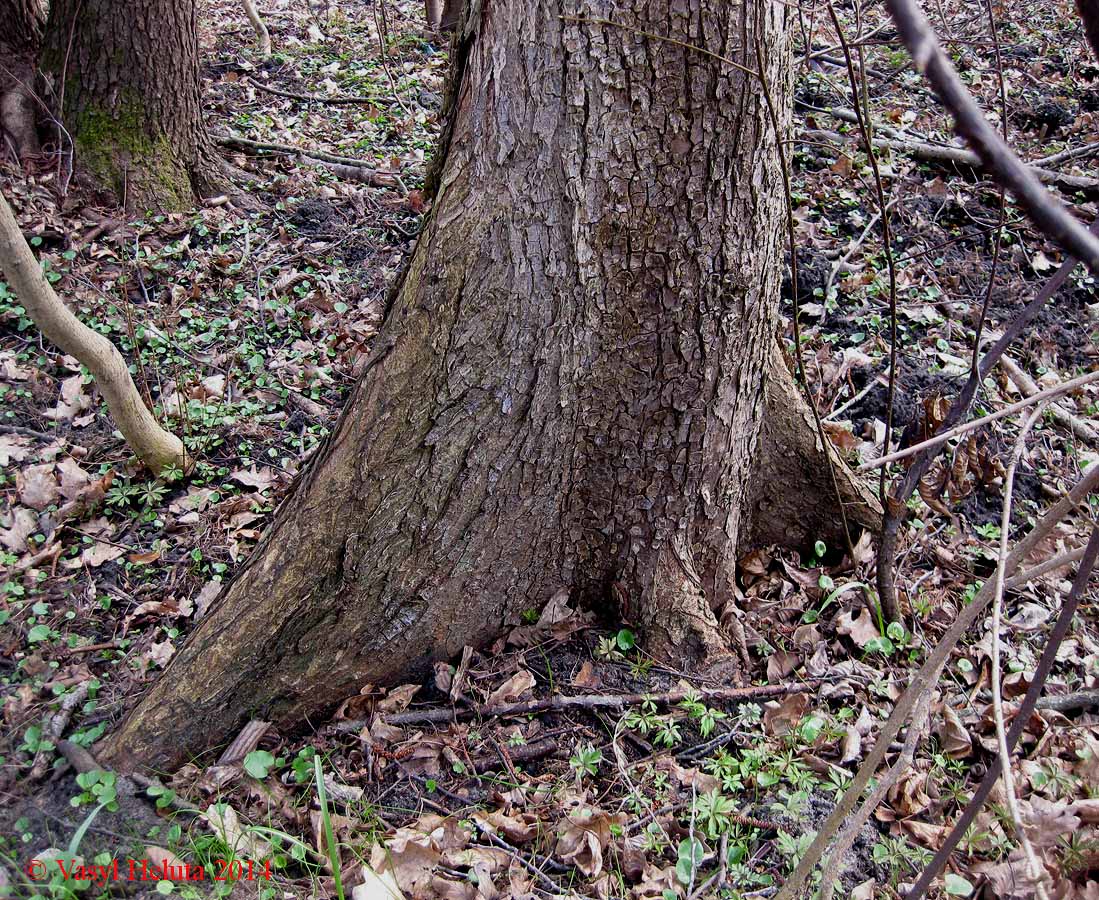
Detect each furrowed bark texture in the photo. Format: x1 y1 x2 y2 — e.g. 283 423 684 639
100 0 793 773
0 0 44 159
41 0 217 209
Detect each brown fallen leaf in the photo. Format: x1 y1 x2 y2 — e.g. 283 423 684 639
47 374 91 422
146 640 176 668
17 463 60 510
378 684 420 713
143 846 189 872
1019 795 1080 848
472 810 541 844
230 465 278 492
486 669 536 706
56 458 91 501
202 804 272 861
0 507 38 552
767 648 801 681
763 692 810 737
973 854 1048 898
555 802 626 879
936 705 973 759
835 606 880 648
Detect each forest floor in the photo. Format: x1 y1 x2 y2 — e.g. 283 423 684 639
2 0 1099 898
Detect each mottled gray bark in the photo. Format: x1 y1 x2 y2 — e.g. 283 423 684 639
41 0 217 209
101 0 800 773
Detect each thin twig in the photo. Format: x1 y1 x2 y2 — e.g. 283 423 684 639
754 23 865 619
858 368 1099 471
241 0 272 55
827 2 902 621
906 523 1099 900
989 402 1051 900
875 216 1099 633
216 133 399 176
819 690 931 900
775 463 1099 899
372 0 413 117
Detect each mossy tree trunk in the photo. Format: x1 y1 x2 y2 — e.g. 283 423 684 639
41 0 218 210
0 0 45 159
96 0 841 775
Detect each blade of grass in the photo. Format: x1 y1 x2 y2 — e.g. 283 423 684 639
315 756 346 900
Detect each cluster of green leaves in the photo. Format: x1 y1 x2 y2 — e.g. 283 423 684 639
72 770 120 813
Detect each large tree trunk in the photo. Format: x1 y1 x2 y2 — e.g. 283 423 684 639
100 0 809 774
0 0 45 160
40 0 217 210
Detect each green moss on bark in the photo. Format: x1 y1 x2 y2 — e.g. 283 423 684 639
73 97 193 211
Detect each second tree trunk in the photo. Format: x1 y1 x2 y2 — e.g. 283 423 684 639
41 0 217 210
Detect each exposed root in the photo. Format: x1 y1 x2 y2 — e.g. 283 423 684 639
747 342 882 552
640 536 745 683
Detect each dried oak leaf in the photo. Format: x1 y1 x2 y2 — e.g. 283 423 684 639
1019 795 1080 848
0 507 38 553
763 692 810 738
935 705 973 759
555 796 626 879
486 670 535 706
835 606 880 648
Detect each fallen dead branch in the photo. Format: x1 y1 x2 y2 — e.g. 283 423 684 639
799 127 1099 193
1000 355 1099 446
245 75 379 106
216 133 403 187
1036 689 1099 713
819 689 932 900
339 680 818 730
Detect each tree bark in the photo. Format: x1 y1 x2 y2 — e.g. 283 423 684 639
100 0 810 774
0 0 45 159
40 0 218 210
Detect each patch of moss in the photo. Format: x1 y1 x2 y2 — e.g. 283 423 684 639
73 96 192 211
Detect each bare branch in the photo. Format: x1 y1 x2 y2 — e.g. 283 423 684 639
0 191 185 474
884 0 1099 271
